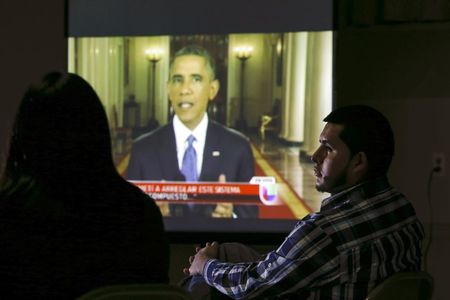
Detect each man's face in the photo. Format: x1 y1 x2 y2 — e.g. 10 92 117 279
311 123 353 194
167 55 219 130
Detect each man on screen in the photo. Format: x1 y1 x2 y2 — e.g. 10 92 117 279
185 105 424 299
127 45 257 218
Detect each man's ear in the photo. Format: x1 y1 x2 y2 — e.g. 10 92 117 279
209 79 220 101
351 152 369 179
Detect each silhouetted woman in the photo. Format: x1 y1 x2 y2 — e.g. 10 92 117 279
0 72 169 299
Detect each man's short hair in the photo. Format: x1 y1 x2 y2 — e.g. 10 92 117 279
323 105 395 178
171 45 216 80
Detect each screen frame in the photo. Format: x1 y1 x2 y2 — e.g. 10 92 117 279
66 0 336 37
66 0 336 244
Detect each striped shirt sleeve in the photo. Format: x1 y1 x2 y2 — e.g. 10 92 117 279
203 218 338 299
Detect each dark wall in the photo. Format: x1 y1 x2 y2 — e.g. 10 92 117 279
0 0 67 172
336 26 450 219
336 4 450 299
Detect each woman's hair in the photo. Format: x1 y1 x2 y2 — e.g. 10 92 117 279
2 72 114 184
323 105 395 178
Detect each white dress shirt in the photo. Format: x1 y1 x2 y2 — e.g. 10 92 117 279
173 113 208 176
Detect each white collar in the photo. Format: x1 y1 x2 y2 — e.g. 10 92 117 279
173 114 209 172
173 113 208 143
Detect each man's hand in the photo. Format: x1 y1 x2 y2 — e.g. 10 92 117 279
156 202 170 216
212 174 234 218
183 242 219 276
212 203 234 218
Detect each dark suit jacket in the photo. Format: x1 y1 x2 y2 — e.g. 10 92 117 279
127 120 258 218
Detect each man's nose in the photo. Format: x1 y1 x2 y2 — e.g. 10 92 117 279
180 80 192 94
311 148 322 164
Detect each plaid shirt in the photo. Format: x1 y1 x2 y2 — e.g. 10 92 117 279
203 177 424 299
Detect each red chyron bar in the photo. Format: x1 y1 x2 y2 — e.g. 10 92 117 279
129 179 280 206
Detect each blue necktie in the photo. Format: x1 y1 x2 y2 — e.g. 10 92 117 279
181 135 198 182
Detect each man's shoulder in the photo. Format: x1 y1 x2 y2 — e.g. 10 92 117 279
209 120 250 144
133 124 172 145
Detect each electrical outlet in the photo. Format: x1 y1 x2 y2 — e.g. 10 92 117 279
432 153 446 177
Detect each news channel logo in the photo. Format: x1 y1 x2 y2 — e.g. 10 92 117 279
250 176 280 205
